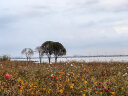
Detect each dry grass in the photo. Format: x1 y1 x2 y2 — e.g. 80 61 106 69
0 61 128 96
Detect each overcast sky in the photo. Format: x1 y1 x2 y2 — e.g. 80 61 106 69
0 0 128 57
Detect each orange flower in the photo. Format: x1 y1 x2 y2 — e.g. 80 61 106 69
5 73 11 79
84 81 87 84
84 68 86 71
59 75 61 77
70 85 74 89
111 92 115 95
82 78 84 81
59 89 63 94
59 72 65 74
43 88 46 91
56 77 59 80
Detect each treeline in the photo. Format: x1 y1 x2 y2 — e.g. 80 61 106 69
21 41 66 64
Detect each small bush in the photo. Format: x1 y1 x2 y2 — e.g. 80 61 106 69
0 55 10 61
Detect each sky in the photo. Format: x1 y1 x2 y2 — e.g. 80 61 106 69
0 0 128 57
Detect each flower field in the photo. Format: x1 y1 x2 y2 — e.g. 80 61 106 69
0 61 128 96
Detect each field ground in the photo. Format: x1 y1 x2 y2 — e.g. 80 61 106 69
0 61 128 96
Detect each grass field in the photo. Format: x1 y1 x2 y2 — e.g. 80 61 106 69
0 61 128 96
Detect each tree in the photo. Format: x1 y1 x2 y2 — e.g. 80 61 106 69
35 46 44 64
53 42 66 63
21 48 34 62
41 41 54 64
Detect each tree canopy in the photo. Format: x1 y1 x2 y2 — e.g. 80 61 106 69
41 41 66 63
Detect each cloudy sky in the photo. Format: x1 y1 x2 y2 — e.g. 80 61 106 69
0 0 128 57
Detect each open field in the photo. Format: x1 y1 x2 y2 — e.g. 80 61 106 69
0 61 128 96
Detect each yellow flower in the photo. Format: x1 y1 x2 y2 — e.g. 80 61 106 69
84 81 87 84
59 89 63 94
70 85 74 89
71 72 75 77
83 94 86 96
70 84 74 89
20 89 23 93
94 82 97 85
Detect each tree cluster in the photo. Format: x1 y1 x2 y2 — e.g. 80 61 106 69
21 41 66 64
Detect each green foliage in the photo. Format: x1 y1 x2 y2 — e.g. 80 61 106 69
41 41 66 63
0 55 10 61
53 42 66 57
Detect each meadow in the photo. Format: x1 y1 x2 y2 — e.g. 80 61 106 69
0 61 128 96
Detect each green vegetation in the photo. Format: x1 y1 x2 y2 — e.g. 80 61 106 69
0 55 10 61
21 41 66 64
0 61 128 96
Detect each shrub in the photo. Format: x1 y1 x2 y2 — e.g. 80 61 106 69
0 55 10 61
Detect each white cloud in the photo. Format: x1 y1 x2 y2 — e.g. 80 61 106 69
114 26 128 34
90 0 128 11
114 20 125 25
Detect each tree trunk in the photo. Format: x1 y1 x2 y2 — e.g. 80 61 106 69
39 56 42 64
48 57 51 64
55 57 57 63
27 57 29 62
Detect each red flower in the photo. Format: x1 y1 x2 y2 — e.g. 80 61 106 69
5 73 11 79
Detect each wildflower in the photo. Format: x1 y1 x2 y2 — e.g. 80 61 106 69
100 92 103 95
59 72 65 74
56 77 59 80
82 78 84 81
70 85 74 89
70 72 75 77
123 73 127 77
51 74 55 78
83 94 86 96
18 78 22 82
5 73 11 79
19 89 23 94
78 86 81 89
18 85 22 89
30 83 34 87
111 92 115 95
43 88 46 91
84 81 87 84
94 82 97 85
70 84 74 89
59 89 63 94
48 89 51 94
84 68 86 71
